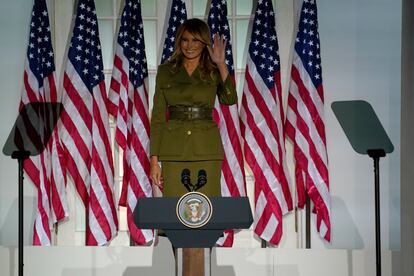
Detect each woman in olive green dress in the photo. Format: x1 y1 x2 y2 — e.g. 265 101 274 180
149 18 237 197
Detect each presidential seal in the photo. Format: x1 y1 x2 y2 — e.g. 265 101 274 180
176 192 213 228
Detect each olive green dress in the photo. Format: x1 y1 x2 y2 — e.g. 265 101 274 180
150 62 237 197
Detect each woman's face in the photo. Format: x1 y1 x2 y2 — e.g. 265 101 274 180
180 30 205 61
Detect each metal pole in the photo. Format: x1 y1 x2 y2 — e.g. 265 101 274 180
12 151 30 276
367 149 385 276
373 155 382 276
306 196 311 249
18 157 24 276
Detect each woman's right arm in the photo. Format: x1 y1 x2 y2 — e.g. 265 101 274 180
149 66 167 188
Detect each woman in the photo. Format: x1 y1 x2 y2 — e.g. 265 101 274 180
150 18 237 197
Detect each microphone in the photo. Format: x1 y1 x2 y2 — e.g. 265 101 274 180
195 169 207 191
181 168 192 192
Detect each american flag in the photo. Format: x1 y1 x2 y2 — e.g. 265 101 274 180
20 0 68 245
60 0 118 245
285 0 331 241
207 0 246 247
160 0 187 64
107 0 153 245
240 0 293 245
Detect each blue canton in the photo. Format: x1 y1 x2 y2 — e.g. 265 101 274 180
68 0 104 91
207 0 234 75
249 0 281 89
27 0 55 86
118 0 148 88
295 0 323 87
160 0 187 64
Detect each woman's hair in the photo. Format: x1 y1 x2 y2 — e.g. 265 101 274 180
168 18 216 80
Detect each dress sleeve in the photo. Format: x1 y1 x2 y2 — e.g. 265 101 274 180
217 73 238 105
150 67 167 156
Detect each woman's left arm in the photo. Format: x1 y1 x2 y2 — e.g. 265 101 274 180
208 33 237 105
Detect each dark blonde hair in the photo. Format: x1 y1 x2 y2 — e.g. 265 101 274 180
168 18 216 80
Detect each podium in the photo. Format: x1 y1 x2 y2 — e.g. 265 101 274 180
133 196 253 276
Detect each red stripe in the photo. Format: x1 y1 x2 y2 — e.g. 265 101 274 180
63 73 92 130
51 132 67 221
127 205 150 245
64 147 89 206
291 66 327 142
89 187 112 243
47 74 57 102
23 70 39 103
118 158 130 207
24 158 40 188
86 221 98 245
33 225 41 246
38 151 52 240
93 84 115 175
131 133 150 182
133 87 150 136
60 110 91 179
221 156 240 197
245 70 282 144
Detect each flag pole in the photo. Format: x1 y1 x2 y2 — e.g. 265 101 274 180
305 196 311 248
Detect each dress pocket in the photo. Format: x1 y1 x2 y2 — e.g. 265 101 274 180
192 122 224 156
159 122 186 156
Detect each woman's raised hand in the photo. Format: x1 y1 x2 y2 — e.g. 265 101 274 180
208 33 227 66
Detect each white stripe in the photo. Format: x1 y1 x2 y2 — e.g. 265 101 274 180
254 191 267 228
50 132 69 219
260 213 278 242
34 209 51 245
215 101 245 196
319 220 328 238
128 146 152 197
220 173 230 197
88 207 108 245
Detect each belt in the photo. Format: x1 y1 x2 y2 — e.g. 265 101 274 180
169 106 213 121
